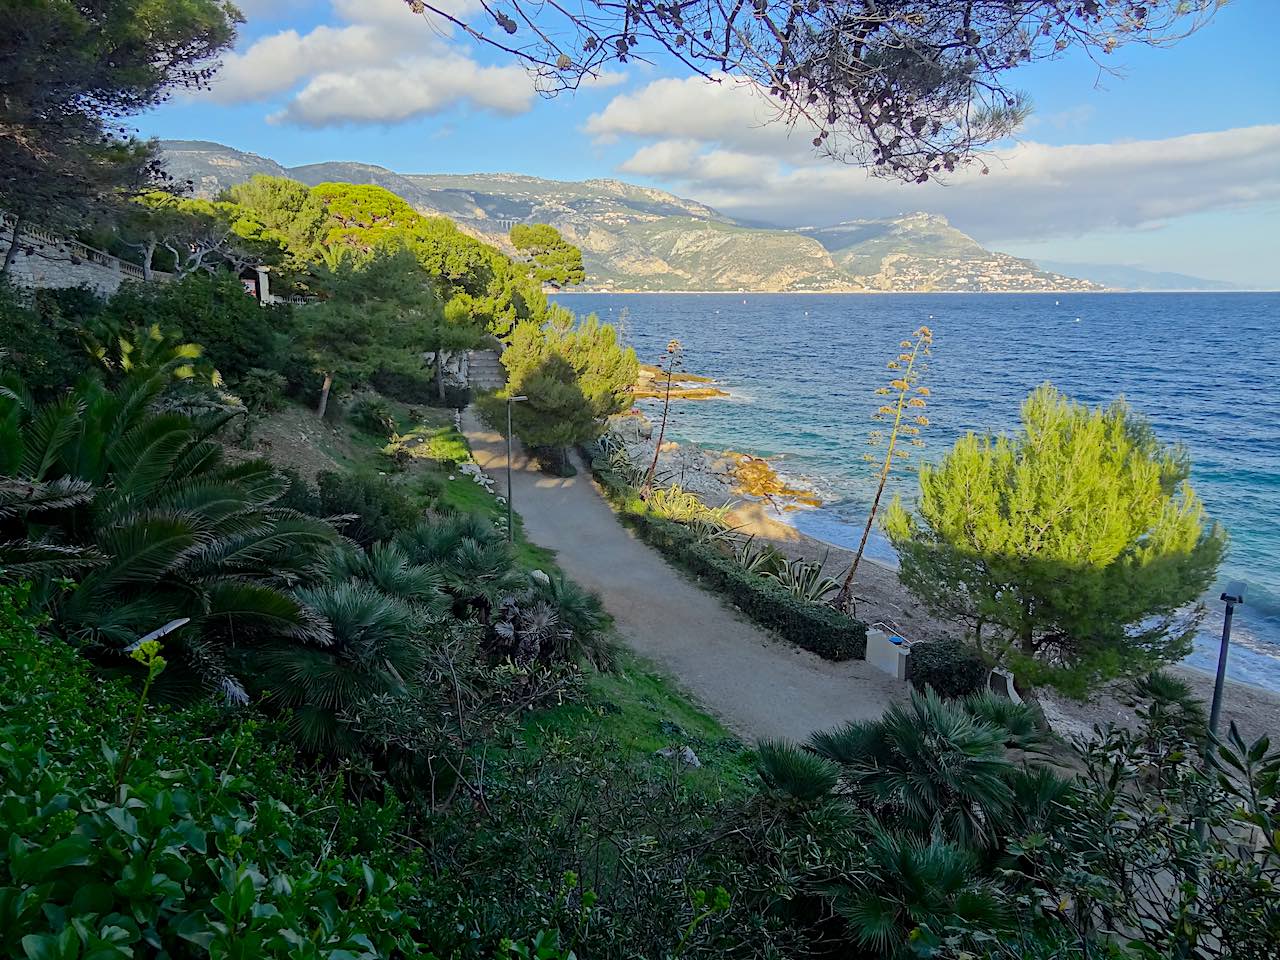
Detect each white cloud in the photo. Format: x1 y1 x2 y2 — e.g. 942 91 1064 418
270 57 535 125
207 0 533 125
587 77 1280 242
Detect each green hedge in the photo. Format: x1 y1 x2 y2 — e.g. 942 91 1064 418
588 458 866 661
908 639 990 699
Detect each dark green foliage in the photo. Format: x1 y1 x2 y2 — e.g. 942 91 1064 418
510 223 586 287
909 638 990 699
102 272 293 383
0 282 97 397
315 470 419 548
0 583 431 958
611 500 864 660
273 466 322 515
348 391 395 436
756 740 840 801
808 688 1014 849
371 366 472 408
235 366 287 415
833 825 1010 958
0 360 338 696
0 0 238 230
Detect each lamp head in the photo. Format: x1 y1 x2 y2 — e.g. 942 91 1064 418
1221 581 1246 605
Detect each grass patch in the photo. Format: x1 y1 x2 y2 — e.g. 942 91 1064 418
522 648 755 795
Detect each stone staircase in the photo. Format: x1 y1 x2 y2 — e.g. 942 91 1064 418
467 350 506 392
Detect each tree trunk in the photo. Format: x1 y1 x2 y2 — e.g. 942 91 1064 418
141 236 156 281
317 373 333 419
641 359 675 498
435 351 446 402
1 216 24 276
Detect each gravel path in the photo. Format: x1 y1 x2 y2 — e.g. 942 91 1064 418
461 409 907 744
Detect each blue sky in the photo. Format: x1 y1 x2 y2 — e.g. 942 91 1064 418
140 0 1280 287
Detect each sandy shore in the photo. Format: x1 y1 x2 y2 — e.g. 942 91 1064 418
727 500 1280 743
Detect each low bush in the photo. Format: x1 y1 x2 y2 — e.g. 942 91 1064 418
236 366 288 415
0 281 97 398
316 470 419 547
908 638 990 699
587 457 866 661
349 391 396 436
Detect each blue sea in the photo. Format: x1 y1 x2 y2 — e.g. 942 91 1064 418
553 292 1280 691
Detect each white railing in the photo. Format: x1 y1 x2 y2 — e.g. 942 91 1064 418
1 214 172 283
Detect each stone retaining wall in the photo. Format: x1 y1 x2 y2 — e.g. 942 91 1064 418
2 217 170 296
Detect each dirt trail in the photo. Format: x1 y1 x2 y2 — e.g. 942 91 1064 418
461 408 906 743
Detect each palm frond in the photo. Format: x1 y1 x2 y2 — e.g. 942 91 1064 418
757 739 841 801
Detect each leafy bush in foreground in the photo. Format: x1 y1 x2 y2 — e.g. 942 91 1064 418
0 584 432 958
315 469 419 547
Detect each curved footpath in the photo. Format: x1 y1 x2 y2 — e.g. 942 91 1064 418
461 408 905 744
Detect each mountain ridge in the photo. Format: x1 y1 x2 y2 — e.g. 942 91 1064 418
160 140 1102 294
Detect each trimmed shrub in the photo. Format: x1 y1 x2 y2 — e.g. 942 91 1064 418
316 470 419 547
587 455 866 661
908 639 990 699
635 514 866 660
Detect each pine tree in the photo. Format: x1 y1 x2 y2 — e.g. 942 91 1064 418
884 383 1226 694
501 308 637 471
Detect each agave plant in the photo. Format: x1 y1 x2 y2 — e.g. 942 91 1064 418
645 484 725 526
768 554 840 602
808 688 1015 849
734 536 785 577
0 359 338 698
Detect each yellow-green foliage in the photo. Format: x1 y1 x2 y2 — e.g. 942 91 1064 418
886 383 1226 694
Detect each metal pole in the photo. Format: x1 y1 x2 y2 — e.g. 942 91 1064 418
506 398 514 542
1205 600 1235 758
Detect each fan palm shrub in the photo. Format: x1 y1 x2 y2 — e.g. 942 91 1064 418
264 580 428 755
757 740 841 803
807 688 1015 849
0 360 338 699
395 513 524 617
527 570 612 666
832 824 1011 958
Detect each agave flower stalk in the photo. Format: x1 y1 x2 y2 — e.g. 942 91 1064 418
835 326 933 612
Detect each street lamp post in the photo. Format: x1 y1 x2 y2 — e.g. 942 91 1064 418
505 395 528 541
1205 581 1247 760
1187 583 1249 870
